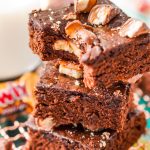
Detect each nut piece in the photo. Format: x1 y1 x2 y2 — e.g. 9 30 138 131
54 40 74 52
65 20 102 65
36 117 55 130
65 20 97 45
53 40 81 58
59 61 83 79
65 20 84 38
119 18 150 38
88 4 119 25
74 0 97 13
75 28 97 45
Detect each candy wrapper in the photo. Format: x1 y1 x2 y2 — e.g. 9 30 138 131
0 72 38 116
0 72 38 149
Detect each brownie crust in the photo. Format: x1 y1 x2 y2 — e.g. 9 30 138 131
25 110 146 150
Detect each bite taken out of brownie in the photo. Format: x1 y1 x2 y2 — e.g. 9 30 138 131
34 60 133 132
29 0 150 89
24 109 146 150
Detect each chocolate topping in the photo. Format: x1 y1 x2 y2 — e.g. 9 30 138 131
81 44 103 65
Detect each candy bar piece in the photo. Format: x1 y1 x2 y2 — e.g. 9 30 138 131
74 0 97 13
59 60 83 79
24 109 146 150
88 4 120 25
29 0 150 89
34 60 132 132
119 18 150 38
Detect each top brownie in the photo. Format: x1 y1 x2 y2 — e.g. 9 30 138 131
29 0 150 88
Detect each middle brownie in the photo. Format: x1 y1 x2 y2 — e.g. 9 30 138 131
34 60 132 132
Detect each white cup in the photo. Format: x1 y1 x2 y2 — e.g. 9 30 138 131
0 0 41 80
110 0 150 27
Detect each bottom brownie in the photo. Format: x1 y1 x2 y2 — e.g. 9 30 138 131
0 138 13 150
25 109 146 150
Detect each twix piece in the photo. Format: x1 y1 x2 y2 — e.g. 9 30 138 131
59 61 83 79
65 20 96 44
74 0 97 13
65 20 102 65
119 18 150 38
88 4 119 25
29 0 150 88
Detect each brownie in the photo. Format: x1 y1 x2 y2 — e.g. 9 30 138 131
24 109 146 150
134 73 150 96
34 60 132 132
0 138 13 150
29 0 150 88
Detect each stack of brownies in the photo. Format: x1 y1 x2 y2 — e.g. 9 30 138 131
25 0 150 149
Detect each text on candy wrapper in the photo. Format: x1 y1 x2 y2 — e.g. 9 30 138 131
0 84 28 108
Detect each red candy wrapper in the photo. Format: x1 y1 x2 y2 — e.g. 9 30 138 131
0 72 38 149
0 72 38 117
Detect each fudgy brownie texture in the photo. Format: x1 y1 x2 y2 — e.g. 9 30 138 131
25 110 146 150
34 61 132 132
29 0 150 88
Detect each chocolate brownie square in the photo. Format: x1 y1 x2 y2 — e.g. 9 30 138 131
29 0 150 88
25 109 146 150
34 60 132 132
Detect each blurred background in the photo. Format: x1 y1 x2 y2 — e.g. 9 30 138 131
0 0 150 149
